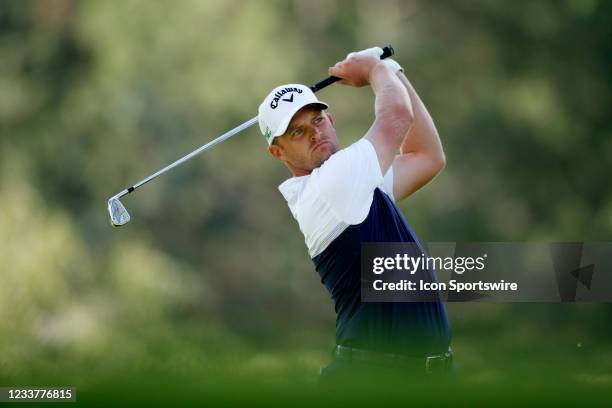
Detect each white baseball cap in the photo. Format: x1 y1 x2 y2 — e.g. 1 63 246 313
258 84 329 145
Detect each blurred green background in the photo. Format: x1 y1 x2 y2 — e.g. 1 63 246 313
1 0 611 404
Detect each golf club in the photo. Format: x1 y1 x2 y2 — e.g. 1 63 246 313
108 45 395 227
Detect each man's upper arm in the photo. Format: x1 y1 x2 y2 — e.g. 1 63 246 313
392 153 445 202
386 70 446 202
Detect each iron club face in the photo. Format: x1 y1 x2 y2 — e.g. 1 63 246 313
108 197 130 227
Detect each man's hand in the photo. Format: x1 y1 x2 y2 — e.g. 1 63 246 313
328 47 385 87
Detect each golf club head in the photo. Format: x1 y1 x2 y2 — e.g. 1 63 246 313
108 197 130 227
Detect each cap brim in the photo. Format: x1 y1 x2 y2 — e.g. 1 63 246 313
272 101 329 138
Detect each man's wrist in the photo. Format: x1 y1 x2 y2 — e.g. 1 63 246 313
368 60 395 93
369 61 394 86
384 58 403 74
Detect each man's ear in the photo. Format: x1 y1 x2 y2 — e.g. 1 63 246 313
268 143 286 163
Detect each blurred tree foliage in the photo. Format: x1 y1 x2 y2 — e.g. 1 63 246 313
1 0 611 388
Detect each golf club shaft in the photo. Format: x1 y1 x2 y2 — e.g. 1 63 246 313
114 116 258 199
112 45 395 199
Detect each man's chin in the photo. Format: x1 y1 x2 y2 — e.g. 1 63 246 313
312 147 335 168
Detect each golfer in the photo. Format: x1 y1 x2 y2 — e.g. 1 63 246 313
258 48 451 383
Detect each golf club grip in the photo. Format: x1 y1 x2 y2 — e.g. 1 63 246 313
309 45 395 93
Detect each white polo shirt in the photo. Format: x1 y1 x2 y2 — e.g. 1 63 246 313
278 138 395 258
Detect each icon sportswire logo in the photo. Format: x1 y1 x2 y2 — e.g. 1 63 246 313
270 87 303 109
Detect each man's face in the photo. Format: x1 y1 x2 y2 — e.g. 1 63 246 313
268 106 339 176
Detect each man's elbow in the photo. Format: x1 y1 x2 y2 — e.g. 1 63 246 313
431 150 446 175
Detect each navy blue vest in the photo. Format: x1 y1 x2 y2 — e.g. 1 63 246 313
312 188 450 356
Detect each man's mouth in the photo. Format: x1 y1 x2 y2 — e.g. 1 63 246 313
312 141 329 152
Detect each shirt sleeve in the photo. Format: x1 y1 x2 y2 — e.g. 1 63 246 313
312 138 384 225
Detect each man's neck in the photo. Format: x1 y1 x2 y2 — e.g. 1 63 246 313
287 164 313 177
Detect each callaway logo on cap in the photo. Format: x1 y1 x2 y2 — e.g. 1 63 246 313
258 84 329 145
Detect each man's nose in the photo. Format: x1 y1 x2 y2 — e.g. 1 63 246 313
310 127 322 142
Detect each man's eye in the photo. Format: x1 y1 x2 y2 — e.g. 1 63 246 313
292 128 303 137
314 116 323 124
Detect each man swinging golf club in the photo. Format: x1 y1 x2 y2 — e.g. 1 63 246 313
259 47 452 384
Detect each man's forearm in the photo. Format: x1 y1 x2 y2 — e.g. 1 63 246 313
370 63 414 133
396 72 444 162
362 62 415 173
